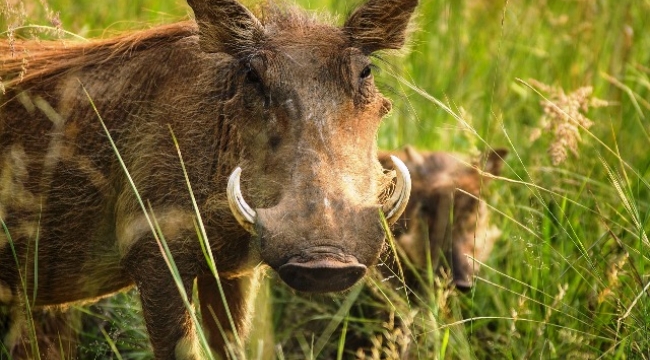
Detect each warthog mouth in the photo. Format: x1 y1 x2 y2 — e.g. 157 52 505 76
279 260 367 293
226 155 412 235
453 278 473 293
278 248 367 292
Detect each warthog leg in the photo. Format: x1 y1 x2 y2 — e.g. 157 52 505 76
123 240 199 360
197 273 261 359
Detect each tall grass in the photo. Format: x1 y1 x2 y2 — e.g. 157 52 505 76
2 0 650 358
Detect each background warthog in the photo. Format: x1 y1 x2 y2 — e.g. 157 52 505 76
380 146 507 291
0 0 417 358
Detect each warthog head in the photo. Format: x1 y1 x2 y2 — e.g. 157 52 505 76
188 0 417 292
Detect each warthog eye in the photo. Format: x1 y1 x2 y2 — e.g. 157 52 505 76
360 65 372 79
246 68 261 84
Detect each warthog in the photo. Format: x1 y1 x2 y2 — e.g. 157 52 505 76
0 0 417 358
380 146 507 291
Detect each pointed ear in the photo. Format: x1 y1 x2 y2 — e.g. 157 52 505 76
343 0 418 54
483 148 508 176
404 145 425 166
187 0 265 55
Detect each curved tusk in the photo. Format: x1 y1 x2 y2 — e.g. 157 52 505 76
227 167 257 234
381 155 412 224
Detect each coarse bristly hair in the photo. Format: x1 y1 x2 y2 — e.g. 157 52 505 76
0 22 198 87
1 0 418 89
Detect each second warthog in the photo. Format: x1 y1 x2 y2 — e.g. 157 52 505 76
0 0 417 358
380 146 507 291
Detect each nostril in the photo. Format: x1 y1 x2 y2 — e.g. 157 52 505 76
278 259 367 293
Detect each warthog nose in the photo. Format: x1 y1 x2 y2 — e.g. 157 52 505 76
453 277 474 292
278 259 367 293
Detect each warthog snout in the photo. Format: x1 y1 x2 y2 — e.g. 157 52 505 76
226 156 411 292
278 247 367 292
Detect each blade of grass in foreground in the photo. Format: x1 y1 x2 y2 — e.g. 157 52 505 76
168 125 245 354
80 80 214 359
100 327 124 360
312 283 363 358
0 217 41 359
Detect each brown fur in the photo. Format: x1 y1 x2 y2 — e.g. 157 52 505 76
0 0 418 358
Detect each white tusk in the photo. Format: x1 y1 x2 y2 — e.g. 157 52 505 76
227 167 257 234
381 155 412 224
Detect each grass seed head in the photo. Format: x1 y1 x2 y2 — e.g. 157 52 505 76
529 79 609 165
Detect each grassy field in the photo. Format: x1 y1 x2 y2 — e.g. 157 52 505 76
2 0 650 359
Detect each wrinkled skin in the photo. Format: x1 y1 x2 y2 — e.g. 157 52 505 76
0 0 418 358
380 146 507 291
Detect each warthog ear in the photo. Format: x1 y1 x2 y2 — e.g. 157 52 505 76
344 0 418 54
483 148 508 176
187 0 265 55
404 145 425 166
